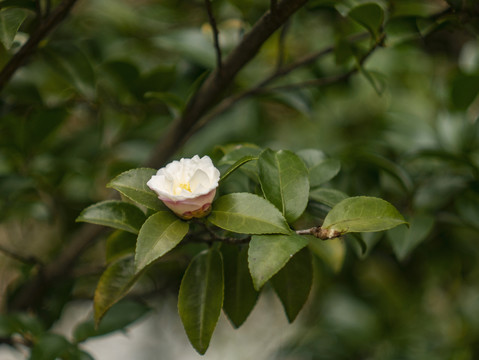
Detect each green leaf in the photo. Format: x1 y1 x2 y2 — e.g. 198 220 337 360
135 211 189 272
309 159 341 188
7 313 44 337
220 155 258 183
0 8 27 50
219 145 261 181
309 188 349 208
0 0 36 10
221 244 259 328
105 231 137 264
348 3 384 39
208 193 290 235
93 256 142 325
74 300 149 343
76 200 146 234
41 43 96 98
178 249 224 355
296 148 326 169
271 247 312 322
308 237 346 273
450 73 479 110
258 149 310 223
388 214 434 261
30 333 73 360
248 233 309 290
107 168 166 211
322 196 407 234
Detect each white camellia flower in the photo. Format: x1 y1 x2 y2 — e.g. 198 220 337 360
147 155 220 219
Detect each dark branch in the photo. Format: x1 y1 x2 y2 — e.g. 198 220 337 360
10 224 106 311
0 244 42 266
146 0 309 168
276 20 290 70
189 32 370 136
0 0 79 92
205 0 222 72
271 0 278 14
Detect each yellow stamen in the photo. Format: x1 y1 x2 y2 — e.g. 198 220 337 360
179 183 192 192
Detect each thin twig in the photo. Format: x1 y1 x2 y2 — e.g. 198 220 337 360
189 32 370 135
146 0 309 168
0 244 42 266
0 0 79 92
276 20 290 70
205 0 222 72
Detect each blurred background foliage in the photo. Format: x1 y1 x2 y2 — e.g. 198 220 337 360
1 0 479 359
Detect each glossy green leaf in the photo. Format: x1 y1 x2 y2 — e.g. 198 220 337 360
348 3 384 39
178 249 224 355
388 214 434 261
93 256 142 325
135 211 188 272
258 149 310 223
209 193 290 235
105 230 137 264
219 145 261 181
360 68 386 96
221 244 259 328
7 313 44 337
322 196 407 234
309 159 341 188
107 168 166 211
74 300 149 343
309 188 349 208
76 200 146 234
296 148 326 169
450 73 479 110
0 8 27 49
248 233 309 290
271 247 312 322
30 334 75 360
308 237 346 273
220 155 258 182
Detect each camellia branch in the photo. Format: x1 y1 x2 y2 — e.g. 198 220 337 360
0 0 79 92
204 0 222 72
188 32 370 136
146 0 309 169
186 225 342 245
0 244 42 266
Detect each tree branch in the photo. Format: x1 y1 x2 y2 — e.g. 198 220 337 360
0 0 79 92
146 0 309 168
10 224 106 311
188 32 370 136
0 244 42 266
204 0 222 72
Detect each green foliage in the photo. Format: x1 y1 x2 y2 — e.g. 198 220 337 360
2 0 479 358
208 193 291 235
322 196 407 234
74 300 149 343
270 247 313 323
248 234 309 290
107 168 166 211
178 249 224 355
93 256 141 325
134 211 189 272
76 200 146 234
258 149 310 223
348 3 384 40
221 244 259 328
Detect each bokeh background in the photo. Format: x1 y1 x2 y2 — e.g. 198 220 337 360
1 0 479 359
